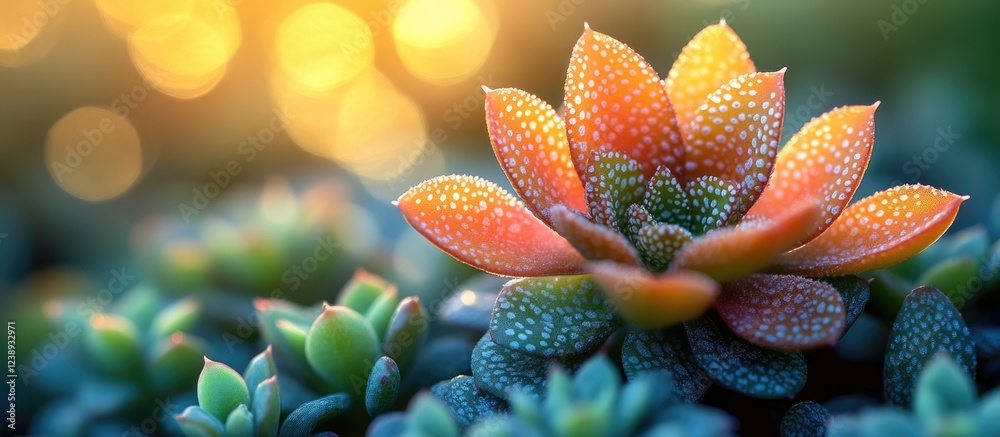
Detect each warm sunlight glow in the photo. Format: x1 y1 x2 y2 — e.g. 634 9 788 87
276 3 375 92
393 0 496 84
45 107 143 202
127 13 234 99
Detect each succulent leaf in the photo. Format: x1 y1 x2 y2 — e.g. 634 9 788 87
715 274 846 350
471 334 581 399
278 394 351 437
621 328 712 403
430 375 508 428
175 406 226 437
147 333 207 392
684 176 739 234
485 87 589 220
582 150 647 232
819 275 870 335
149 298 200 339
685 317 807 398
364 286 400 340
408 394 461 437
913 353 976 429
565 27 684 180
490 275 618 357
253 376 280 437
642 166 689 226
336 270 392 315
197 358 251 423
383 296 429 373
548 205 643 266
915 257 979 309
84 314 142 376
590 262 719 329
780 401 830 437
396 175 587 276
634 222 694 271
304 305 381 395
243 347 276 407
365 356 401 417
224 404 254 437
884 286 976 406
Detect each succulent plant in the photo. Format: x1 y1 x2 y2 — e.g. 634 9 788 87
176 347 281 437
368 354 737 437
396 22 963 400
815 352 999 437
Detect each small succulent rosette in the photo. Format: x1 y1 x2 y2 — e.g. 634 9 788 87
396 22 966 401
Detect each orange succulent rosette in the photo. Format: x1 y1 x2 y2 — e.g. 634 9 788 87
396 22 964 350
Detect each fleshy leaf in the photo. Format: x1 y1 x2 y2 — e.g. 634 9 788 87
253 376 280 437
304 305 381 395
715 274 846 351
913 352 976 428
365 356 401 417
583 150 646 232
485 87 588 220
685 317 807 399
643 166 689 226
225 404 254 437
780 401 830 437
673 201 821 281
548 205 643 266
749 104 878 243
775 185 966 276
383 296 429 373
243 346 276 407
684 176 738 234
197 358 251 422
278 394 351 437
175 406 225 437
625 203 655 240
884 286 976 406
665 22 756 131
396 175 587 277
564 26 684 180
336 270 392 315
147 333 207 392
149 298 199 339
490 275 618 357
84 314 142 376
589 262 719 329
407 394 460 437
634 222 694 271
430 375 508 428
621 328 712 403
819 275 870 334
471 334 581 399
683 71 785 217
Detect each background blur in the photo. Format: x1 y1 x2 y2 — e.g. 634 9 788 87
1 0 999 432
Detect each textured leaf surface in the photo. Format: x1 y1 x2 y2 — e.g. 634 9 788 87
884 286 976 406
383 297 429 373
548 205 642 266
590 262 719 329
780 401 830 437
471 334 580 399
634 222 693 271
305 305 381 395
665 22 755 131
621 328 712 403
278 394 351 437
175 406 225 437
485 87 588 220
716 274 846 350
365 356 400 417
673 201 821 281
749 105 877 244
430 375 508 428
683 71 785 217
396 175 587 277
643 166 688 226
819 275 870 334
685 317 807 398
565 27 684 180
197 358 250 422
777 185 966 276
582 150 646 231
490 275 618 357
684 176 738 234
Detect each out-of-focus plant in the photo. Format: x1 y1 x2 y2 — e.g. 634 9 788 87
136 178 380 302
396 22 964 400
780 353 1000 437
175 348 281 437
368 354 736 437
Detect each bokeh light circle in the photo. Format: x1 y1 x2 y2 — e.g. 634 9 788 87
393 0 496 85
127 14 233 99
45 107 143 201
276 3 375 92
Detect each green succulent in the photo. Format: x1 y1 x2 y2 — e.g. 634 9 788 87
176 347 281 437
369 354 736 437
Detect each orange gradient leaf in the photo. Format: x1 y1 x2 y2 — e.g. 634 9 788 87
485 88 588 222
684 71 785 216
715 274 846 351
395 175 587 277
774 185 966 276
665 21 756 132
673 201 821 282
749 104 878 244
589 262 719 329
548 205 643 267
564 26 684 180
